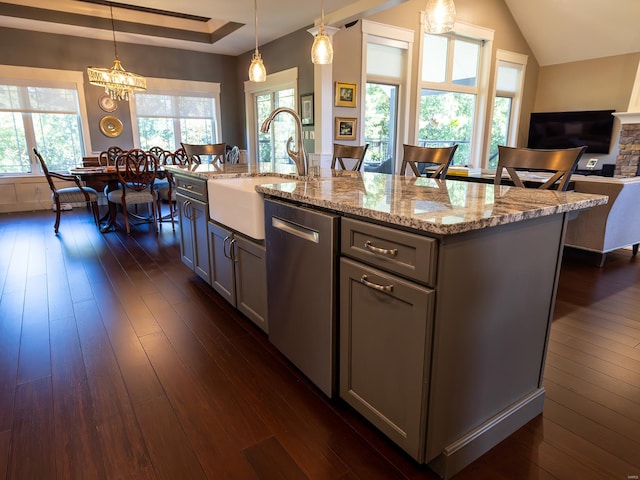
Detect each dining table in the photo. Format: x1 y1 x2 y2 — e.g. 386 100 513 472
69 165 166 232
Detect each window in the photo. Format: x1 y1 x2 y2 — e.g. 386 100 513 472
0 82 84 174
418 22 493 167
487 51 527 169
362 22 413 174
134 93 219 151
364 82 398 172
244 67 298 165
256 88 296 165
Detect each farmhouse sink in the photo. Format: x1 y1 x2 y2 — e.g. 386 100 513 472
207 176 297 240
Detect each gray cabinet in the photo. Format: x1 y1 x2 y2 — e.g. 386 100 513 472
175 174 210 284
208 221 268 332
339 217 435 461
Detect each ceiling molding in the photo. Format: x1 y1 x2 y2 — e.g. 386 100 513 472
0 2 243 45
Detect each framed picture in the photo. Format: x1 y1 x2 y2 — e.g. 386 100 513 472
335 82 357 107
335 117 357 140
300 93 314 126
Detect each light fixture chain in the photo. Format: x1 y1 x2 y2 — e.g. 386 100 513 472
254 0 258 53
109 2 119 60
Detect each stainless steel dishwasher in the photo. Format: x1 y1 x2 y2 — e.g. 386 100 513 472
264 198 339 397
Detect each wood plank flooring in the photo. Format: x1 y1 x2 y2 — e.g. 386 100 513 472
0 209 639 479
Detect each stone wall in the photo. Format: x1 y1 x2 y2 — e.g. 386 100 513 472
616 123 640 176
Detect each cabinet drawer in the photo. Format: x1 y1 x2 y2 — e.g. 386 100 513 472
175 175 207 202
341 217 437 286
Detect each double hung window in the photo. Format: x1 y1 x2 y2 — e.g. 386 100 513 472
419 33 482 166
418 22 493 167
134 92 220 151
244 67 298 165
487 51 527 169
0 82 84 174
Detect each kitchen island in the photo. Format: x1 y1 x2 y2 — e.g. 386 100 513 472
166 164 607 478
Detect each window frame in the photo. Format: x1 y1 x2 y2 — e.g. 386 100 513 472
361 20 414 173
129 77 222 151
484 49 528 168
244 67 298 164
0 65 91 177
416 20 494 168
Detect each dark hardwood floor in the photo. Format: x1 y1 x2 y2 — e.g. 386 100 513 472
1 208 639 479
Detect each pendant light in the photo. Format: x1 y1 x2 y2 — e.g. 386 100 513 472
424 0 456 34
311 0 333 64
248 0 267 82
87 2 146 101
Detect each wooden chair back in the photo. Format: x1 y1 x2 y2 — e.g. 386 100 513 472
495 145 587 191
167 148 190 165
181 142 227 164
148 146 170 164
331 143 369 171
400 144 459 179
99 146 125 166
115 149 158 192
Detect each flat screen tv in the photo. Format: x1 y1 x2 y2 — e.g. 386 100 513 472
527 110 615 154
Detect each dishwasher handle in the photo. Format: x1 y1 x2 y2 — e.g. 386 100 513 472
272 216 320 243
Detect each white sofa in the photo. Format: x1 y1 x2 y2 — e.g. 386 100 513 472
565 175 640 266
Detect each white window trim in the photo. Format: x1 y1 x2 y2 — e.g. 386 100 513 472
486 50 528 161
362 20 414 171
0 64 92 161
416 20 494 168
244 67 298 164
129 77 222 149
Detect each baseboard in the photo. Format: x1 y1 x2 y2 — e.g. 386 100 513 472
428 389 545 479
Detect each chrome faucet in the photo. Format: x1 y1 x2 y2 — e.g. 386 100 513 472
260 107 308 176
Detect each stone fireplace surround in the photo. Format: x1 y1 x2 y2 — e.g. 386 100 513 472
613 112 640 177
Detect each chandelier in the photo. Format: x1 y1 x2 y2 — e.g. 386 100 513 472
311 0 333 64
424 0 456 34
87 2 146 101
248 0 267 82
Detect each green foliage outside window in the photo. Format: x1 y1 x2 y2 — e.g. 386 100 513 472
419 89 474 166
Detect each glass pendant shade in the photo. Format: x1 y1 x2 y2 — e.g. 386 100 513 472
248 0 266 82
249 51 267 82
311 27 333 64
86 3 146 101
424 0 456 34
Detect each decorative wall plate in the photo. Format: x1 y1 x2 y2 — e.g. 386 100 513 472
99 115 123 138
98 94 118 113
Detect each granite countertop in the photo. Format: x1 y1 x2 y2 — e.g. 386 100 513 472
166 164 608 236
165 162 300 180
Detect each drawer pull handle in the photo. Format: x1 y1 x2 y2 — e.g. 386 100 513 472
364 240 398 257
360 275 394 293
185 184 193 189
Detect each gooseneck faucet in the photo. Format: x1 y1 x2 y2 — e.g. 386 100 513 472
260 107 308 176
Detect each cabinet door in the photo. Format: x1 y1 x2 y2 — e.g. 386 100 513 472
191 199 210 284
177 194 195 271
233 235 268 333
340 257 434 461
208 221 235 304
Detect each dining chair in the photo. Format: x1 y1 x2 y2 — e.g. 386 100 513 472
34 148 100 234
107 148 159 235
99 146 125 166
330 143 369 171
181 142 227 164
494 145 588 191
155 147 188 230
399 144 459 179
148 146 169 164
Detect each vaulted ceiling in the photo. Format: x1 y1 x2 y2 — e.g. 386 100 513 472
0 0 638 65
